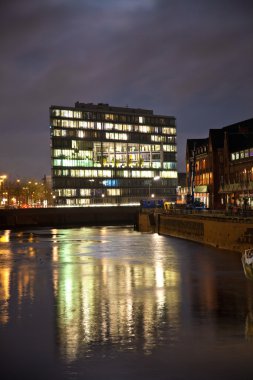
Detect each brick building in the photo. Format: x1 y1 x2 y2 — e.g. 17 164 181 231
186 119 253 210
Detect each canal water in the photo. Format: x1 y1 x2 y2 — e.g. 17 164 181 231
0 226 253 379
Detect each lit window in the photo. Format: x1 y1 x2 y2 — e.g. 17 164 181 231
61 110 73 118
105 114 114 120
80 189 91 196
114 124 123 131
73 111 82 118
160 171 177 178
107 189 120 196
79 121 87 128
77 130 85 138
152 145 160 152
104 123 114 130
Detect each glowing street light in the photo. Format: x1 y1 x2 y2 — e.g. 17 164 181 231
0 175 8 206
148 176 160 197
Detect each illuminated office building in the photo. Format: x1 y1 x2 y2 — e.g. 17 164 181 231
50 102 177 206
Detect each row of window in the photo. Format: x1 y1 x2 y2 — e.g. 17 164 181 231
230 168 253 182
51 109 175 126
195 159 207 171
51 129 177 144
53 176 177 187
52 140 176 153
52 146 177 159
51 119 176 135
195 172 213 185
56 188 176 199
231 148 253 161
57 188 122 197
52 158 176 170
52 168 177 179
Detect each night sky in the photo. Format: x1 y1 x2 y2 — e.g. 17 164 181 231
1 0 253 179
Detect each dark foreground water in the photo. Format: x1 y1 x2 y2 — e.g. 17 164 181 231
0 227 253 380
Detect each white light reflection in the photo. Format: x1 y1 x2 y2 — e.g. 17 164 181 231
53 231 183 360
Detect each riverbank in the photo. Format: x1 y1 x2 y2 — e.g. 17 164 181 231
137 211 253 253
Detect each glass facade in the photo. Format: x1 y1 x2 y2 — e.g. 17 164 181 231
50 102 177 206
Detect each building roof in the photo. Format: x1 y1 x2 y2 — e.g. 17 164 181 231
186 138 208 150
222 119 253 152
222 118 253 134
50 102 176 119
186 138 209 157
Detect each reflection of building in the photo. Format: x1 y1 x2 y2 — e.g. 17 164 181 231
52 232 181 361
186 118 253 209
50 102 177 206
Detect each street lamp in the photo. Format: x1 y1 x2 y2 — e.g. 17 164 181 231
0 175 7 207
0 175 7 190
148 176 160 197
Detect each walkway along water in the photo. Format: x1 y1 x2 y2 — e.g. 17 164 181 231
137 210 253 253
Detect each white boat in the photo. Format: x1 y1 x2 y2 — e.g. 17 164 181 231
242 248 253 280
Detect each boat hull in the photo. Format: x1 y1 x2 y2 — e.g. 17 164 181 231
242 249 253 280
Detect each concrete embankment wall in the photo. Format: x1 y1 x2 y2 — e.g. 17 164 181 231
137 211 157 233
138 212 253 253
0 206 139 229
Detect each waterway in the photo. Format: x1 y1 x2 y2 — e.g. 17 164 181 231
0 226 253 379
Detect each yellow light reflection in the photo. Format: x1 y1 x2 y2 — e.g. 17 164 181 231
0 267 10 324
17 268 35 305
0 230 10 243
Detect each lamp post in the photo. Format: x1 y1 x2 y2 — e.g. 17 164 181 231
0 175 7 207
148 176 160 197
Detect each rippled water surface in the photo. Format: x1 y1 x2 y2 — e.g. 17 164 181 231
1 226 253 379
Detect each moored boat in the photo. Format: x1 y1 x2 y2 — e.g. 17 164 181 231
242 248 253 280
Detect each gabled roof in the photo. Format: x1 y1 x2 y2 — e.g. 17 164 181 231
186 138 208 151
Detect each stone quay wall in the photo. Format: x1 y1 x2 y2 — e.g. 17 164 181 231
138 212 253 253
0 206 139 229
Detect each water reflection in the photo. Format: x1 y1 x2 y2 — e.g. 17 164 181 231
0 230 45 324
52 230 181 360
1 227 253 379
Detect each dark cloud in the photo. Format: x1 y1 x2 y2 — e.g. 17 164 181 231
0 0 252 177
